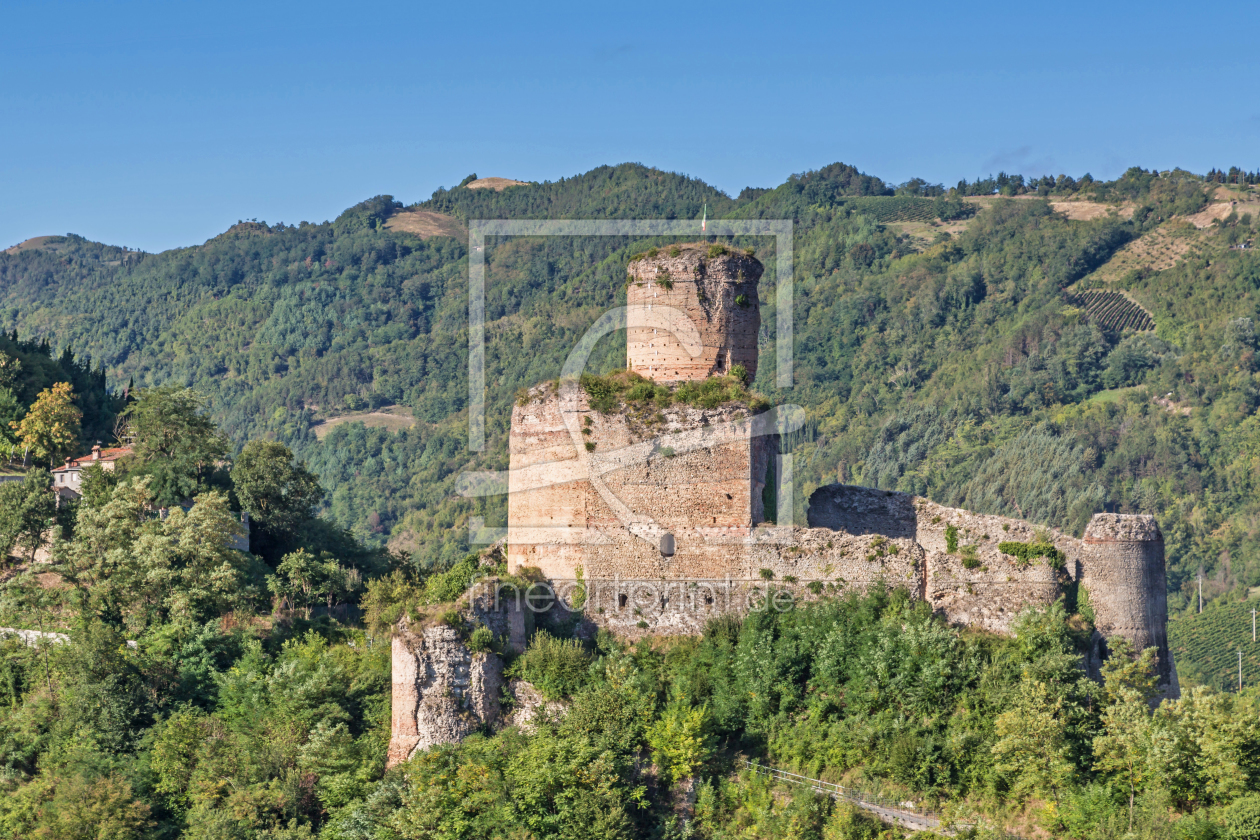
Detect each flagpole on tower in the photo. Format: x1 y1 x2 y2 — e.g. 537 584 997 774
701 203 707 234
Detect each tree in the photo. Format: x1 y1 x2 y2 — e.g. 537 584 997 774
31 774 151 840
1094 691 1155 830
647 702 714 785
55 476 254 629
14 382 80 465
121 386 228 506
230 440 322 551
0 469 55 564
1093 639 1161 829
992 675 1078 808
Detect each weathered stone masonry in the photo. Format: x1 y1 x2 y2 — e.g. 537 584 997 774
390 243 1178 762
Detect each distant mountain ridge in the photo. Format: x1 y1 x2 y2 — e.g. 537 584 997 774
1 163 1258 640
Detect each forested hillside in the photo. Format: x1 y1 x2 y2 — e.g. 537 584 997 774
1 162 1258 619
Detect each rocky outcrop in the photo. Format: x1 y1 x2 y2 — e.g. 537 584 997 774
504 679 568 730
386 622 503 767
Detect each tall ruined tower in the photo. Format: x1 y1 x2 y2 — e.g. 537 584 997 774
507 243 773 581
626 244 762 382
1080 514 1175 694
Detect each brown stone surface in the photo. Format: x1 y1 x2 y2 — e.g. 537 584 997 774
507 384 775 580
1081 514 1172 689
626 244 762 383
386 622 503 768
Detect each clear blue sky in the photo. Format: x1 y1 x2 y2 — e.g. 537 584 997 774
2 0 1257 253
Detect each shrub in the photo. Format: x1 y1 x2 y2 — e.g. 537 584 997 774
467 626 495 653
669 246 681 257
707 244 727 258
759 568 774 580
521 632 593 700
961 545 980 569
655 277 673 290
584 441 596 452
945 524 959 554
998 540 1066 569
648 703 714 784
735 294 750 308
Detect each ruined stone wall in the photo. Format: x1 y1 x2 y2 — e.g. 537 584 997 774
387 621 502 767
1081 514 1172 687
507 385 773 580
807 485 1073 633
626 244 761 383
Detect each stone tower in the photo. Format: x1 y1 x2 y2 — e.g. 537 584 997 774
626 244 762 383
1080 513 1175 693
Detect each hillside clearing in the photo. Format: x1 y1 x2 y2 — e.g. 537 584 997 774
1050 200 1136 221
312 406 416 439
384 209 467 240
3 235 64 255
466 176 527 191
1079 222 1201 283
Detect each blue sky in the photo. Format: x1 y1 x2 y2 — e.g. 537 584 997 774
2 0 1257 253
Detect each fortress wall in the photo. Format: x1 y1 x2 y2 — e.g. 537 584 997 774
570 529 924 641
627 245 761 383
508 386 772 580
925 550 1063 635
506 386 590 579
387 622 502 767
808 485 1075 633
1080 514 1172 687
747 528 925 592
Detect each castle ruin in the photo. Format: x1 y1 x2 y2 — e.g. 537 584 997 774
389 243 1175 764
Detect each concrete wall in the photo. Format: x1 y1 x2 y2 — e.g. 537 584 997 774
626 244 761 383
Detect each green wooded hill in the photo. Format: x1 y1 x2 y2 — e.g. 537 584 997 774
1 163 1258 615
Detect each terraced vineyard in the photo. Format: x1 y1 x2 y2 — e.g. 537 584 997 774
844 196 938 222
1065 289 1155 331
1168 601 1260 691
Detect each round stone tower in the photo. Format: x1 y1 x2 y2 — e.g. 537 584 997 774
1080 513 1174 692
626 244 762 383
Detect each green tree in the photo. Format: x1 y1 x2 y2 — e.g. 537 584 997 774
231 439 323 556
0 469 55 563
121 386 228 505
992 675 1078 808
647 702 714 785
1093 640 1161 829
55 476 254 629
14 381 81 465
30 774 151 840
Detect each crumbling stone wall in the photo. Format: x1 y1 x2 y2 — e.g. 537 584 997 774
808 486 1075 634
626 244 762 383
387 621 502 767
507 385 774 580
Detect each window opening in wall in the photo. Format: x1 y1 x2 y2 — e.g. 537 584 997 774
618 593 628 609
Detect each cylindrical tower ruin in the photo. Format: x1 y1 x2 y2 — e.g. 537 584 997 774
626 244 762 383
1080 513 1174 692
